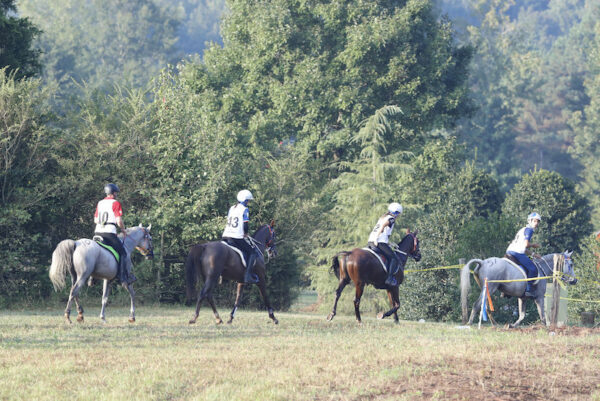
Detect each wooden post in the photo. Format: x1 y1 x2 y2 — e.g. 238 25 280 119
157 231 164 302
459 258 466 324
550 254 562 328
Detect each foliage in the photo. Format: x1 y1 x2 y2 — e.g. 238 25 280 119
567 234 600 320
0 0 41 79
501 169 592 253
0 68 55 305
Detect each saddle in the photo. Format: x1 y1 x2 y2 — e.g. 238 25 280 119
93 235 120 263
503 253 539 281
364 246 390 273
221 241 248 267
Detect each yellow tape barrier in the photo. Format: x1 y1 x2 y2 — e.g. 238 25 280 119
404 264 462 273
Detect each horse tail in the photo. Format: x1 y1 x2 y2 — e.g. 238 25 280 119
330 252 349 280
460 259 483 324
185 244 205 303
49 239 76 291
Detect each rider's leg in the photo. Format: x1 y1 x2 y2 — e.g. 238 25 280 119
244 251 258 284
379 243 397 286
513 253 537 296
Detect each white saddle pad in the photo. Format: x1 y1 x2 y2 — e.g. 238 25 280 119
222 241 247 267
502 257 539 281
362 248 387 272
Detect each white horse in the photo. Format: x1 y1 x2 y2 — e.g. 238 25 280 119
460 251 576 327
49 224 153 323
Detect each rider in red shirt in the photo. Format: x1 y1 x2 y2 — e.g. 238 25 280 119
94 183 129 283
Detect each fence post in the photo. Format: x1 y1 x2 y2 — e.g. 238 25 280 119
459 258 466 324
550 254 562 328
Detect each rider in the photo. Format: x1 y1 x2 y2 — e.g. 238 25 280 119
222 189 259 284
368 202 403 286
94 183 129 284
506 212 542 297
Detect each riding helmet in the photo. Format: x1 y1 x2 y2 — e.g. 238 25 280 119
237 189 254 203
104 183 120 195
388 202 403 215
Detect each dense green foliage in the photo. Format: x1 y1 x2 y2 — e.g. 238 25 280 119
0 0 41 78
1 0 599 323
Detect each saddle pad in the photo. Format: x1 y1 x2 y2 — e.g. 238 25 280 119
95 241 120 263
221 241 247 267
501 257 539 281
362 248 387 272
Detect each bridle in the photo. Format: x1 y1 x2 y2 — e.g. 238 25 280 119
135 228 154 257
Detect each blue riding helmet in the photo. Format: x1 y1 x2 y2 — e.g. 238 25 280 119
104 183 120 195
527 212 541 222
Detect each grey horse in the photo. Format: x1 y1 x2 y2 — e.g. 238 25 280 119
460 251 576 327
49 224 153 323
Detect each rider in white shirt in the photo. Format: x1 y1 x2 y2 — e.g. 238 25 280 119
368 202 403 286
506 212 542 297
222 190 259 284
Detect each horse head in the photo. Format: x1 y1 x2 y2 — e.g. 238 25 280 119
253 220 277 260
134 223 154 260
398 229 421 262
562 250 577 285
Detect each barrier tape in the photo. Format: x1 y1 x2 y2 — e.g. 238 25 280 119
404 264 462 273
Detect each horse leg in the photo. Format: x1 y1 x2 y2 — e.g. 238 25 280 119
467 292 483 325
122 282 136 323
534 295 546 326
327 277 350 322
228 283 245 324
257 280 278 324
65 277 87 323
353 282 365 324
509 298 527 328
205 291 223 325
378 287 400 322
99 279 111 322
189 277 217 324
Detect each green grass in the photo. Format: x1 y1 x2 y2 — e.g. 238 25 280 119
1 306 599 400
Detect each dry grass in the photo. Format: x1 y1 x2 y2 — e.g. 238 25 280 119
0 307 599 400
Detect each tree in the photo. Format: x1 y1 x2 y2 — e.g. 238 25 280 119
0 0 41 79
502 169 592 253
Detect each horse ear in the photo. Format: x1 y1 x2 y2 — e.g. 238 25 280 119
139 223 143 228
147 224 151 231
270 219 275 228
413 229 419 235
406 228 410 234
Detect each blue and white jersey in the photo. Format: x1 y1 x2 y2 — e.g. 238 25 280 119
222 203 249 239
507 225 535 254
368 215 395 244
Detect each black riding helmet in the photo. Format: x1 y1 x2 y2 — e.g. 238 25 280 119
104 183 120 195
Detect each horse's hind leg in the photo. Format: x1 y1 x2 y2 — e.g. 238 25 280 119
99 280 111 322
378 288 400 322
228 283 245 324
65 277 87 323
467 293 483 325
257 281 278 324
189 276 217 324
534 296 546 326
327 277 350 321
206 293 223 325
122 283 136 323
353 282 366 324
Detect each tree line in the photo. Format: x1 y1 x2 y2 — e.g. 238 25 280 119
1 0 598 322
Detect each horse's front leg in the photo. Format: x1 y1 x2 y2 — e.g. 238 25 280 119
99 279 111 322
353 282 366 324
257 280 278 324
378 287 400 322
228 283 245 324
509 298 527 328
534 295 546 326
327 277 350 322
122 282 135 323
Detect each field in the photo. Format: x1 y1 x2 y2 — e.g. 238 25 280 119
1 305 599 401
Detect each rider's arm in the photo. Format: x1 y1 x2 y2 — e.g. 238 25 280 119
524 240 540 258
116 216 127 237
374 219 391 245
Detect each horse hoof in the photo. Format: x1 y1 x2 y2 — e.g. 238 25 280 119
101 318 107 324
273 318 279 325
129 318 135 323
227 319 233 324
377 312 384 320
77 315 84 322
189 319 196 325
216 318 223 325
326 313 335 321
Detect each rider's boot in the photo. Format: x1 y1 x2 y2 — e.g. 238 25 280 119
118 255 129 284
384 258 398 287
244 253 259 284
524 283 535 298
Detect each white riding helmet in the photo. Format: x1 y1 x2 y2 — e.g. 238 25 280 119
388 202 403 215
237 189 254 203
527 212 541 222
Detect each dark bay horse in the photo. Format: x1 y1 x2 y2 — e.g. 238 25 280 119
186 221 278 325
327 231 421 324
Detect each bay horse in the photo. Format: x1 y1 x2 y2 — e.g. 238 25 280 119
460 251 576 327
327 230 421 324
49 224 154 323
185 221 278 325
